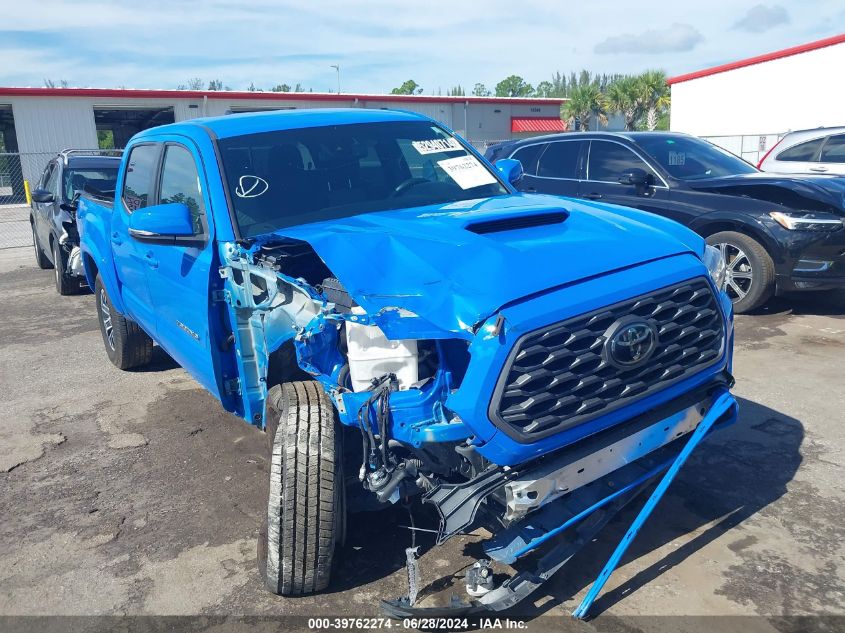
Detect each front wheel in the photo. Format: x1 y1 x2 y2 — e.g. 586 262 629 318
94 275 153 370
706 231 775 314
259 381 343 595
52 240 79 296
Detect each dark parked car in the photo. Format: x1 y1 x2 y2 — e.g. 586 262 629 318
486 132 845 313
30 150 121 295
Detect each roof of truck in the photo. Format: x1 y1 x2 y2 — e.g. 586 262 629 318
137 108 428 141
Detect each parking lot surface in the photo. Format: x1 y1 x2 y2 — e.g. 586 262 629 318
0 246 843 631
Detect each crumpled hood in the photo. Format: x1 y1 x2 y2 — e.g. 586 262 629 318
266 194 704 334
687 173 845 213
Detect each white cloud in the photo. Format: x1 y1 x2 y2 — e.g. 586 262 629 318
595 24 704 55
0 1 840 92
733 4 790 33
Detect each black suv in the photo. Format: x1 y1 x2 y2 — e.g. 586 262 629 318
486 132 845 313
30 150 121 295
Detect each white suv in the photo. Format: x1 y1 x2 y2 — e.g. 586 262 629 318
758 127 845 175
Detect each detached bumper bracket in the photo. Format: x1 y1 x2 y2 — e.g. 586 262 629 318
571 389 738 619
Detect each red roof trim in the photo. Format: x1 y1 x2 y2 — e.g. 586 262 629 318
667 33 845 85
0 86 565 106
511 116 567 133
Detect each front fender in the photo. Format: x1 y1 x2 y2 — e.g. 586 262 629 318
77 197 126 314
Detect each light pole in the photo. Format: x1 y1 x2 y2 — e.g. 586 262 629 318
330 65 341 94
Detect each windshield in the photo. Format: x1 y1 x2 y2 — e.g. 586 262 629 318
63 167 118 200
217 120 509 237
636 135 758 181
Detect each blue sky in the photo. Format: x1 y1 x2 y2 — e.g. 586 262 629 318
0 1 842 93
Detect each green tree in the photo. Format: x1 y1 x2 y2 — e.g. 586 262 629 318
634 70 670 131
207 79 223 91
564 84 607 131
495 75 534 97
271 83 291 92
606 76 640 131
97 130 115 149
534 81 555 97
391 79 422 95
44 78 69 88
447 85 465 96
550 72 567 97
471 83 491 97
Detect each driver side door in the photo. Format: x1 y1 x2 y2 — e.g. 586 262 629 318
140 140 221 398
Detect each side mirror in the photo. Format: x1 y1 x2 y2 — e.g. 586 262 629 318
618 168 654 188
495 158 524 186
31 188 54 203
128 202 196 240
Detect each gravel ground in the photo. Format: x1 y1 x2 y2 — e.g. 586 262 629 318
0 245 843 632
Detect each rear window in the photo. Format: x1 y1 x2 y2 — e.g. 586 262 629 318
820 135 845 163
537 141 582 179
776 138 823 162
510 144 544 176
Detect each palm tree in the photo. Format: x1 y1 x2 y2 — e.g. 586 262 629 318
564 84 607 131
634 70 671 131
606 77 640 131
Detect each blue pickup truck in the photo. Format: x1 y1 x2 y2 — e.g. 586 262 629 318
77 109 738 617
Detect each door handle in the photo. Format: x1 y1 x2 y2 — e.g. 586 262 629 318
583 192 603 200
523 187 537 193
110 231 123 245
809 166 828 172
144 252 159 269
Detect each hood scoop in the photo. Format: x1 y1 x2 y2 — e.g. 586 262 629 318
465 211 569 235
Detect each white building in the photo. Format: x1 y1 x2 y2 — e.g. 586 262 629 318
0 87 565 203
668 33 845 164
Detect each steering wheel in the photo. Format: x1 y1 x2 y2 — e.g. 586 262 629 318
392 177 430 196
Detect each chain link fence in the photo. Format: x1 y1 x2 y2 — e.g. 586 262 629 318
0 152 54 249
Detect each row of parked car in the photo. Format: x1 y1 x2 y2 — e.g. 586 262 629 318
31 126 845 315
485 128 845 313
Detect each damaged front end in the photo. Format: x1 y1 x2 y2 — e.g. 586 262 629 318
216 235 738 620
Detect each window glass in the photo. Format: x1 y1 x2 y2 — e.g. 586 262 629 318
218 121 508 237
122 144 159 211
63 168 118 200
588 141 659 182
777 138 823 162
39 163 54 190
510 144 544 176
635 135 755 180
537 141 581 178
820 135 845 163
44 163 59 196
159 145 205 233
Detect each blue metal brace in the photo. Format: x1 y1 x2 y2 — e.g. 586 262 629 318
571 390 737 620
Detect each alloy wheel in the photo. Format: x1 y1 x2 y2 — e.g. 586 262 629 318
99 288 116 350
716 242 754 302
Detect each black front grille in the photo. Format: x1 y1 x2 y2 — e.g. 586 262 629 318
490 278 724 442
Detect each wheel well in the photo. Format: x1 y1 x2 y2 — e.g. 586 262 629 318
694 219 779 261
267 340 311 388
695 221 740 238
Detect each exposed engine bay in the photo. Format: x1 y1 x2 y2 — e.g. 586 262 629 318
215 235 738 617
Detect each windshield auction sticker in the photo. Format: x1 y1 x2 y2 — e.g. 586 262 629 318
437 155 498 189
412 137 463 154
